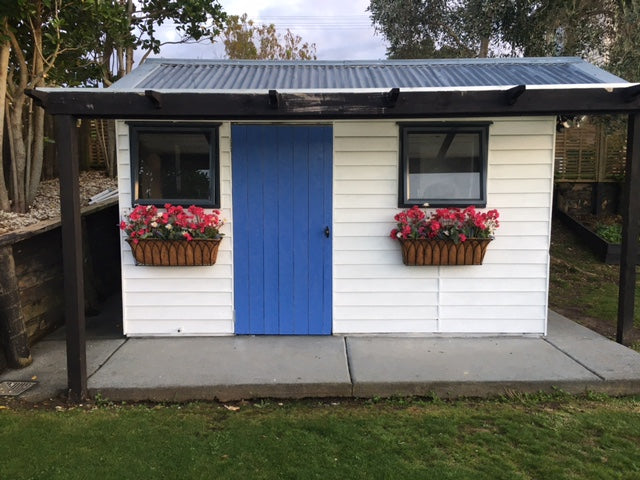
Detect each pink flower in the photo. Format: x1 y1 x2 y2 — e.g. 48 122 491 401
390 206 500 245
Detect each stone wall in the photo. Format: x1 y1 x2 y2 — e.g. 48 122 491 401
0 202 120 370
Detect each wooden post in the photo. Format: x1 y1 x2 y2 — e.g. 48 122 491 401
617 113 640 344
54 115 87 400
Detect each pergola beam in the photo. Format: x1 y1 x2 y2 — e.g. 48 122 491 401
26 87 640 119
617 113 640 345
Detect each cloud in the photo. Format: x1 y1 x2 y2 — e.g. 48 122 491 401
146 0 388 61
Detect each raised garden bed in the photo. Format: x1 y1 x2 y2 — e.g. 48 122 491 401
555 209 640 265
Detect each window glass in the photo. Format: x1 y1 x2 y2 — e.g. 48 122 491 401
131 125 219 207
401 125 488 207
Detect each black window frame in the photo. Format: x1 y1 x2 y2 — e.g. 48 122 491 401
128 122 221 208
398 122 491 208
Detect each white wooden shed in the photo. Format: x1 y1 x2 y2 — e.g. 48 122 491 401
106 58 627 337
28 57 640 398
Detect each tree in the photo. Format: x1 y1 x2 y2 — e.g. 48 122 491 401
0 0 227 213
1 0 74 213
368 0 492 58
0 16 10 212
223 14 317 60
52 0 227 87
368 0 618 61
608 0 640 81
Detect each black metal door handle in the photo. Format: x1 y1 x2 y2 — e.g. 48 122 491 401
324 226 330 238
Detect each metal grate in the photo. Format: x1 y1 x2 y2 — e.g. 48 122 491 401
0 380 37 397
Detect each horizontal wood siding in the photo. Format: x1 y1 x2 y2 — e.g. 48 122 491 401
117 117 553 336
333 118 554 334
117 121 234 336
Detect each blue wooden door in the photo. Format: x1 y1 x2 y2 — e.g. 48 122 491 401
232 125 332 335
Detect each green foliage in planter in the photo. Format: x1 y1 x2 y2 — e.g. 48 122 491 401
595 223 640 244
596 223 623 244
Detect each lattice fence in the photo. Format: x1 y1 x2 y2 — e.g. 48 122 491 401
555 120 626 182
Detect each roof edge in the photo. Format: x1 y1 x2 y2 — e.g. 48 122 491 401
41 82 637 95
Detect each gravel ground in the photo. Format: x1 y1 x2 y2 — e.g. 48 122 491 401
0 171 117 235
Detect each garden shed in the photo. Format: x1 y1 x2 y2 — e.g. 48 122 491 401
28 57 640 399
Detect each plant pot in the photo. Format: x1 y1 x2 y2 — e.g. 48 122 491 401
126 238 222 266
399 238 492 266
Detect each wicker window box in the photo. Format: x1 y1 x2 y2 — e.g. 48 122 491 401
399 238 492 266
126 238 222 266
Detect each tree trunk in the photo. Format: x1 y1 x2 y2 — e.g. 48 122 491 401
6 104 19 208
479 37 490 58
27 104 45 206
0 245 32 368
126 0 135 73
43 114 57 179
26 18 45 207
0 33 10 211
106 120 117 177
7 97 27 213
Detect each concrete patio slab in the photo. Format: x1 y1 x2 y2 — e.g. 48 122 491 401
88 336 352 402
4 311 640 403
347 336 602 398
0 338 126 402
545 311 640 393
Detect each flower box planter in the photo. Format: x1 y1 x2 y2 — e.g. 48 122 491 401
400 238 492 266
126 238 222 266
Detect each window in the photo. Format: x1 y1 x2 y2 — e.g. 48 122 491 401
130 123 220 207
399 123 490 207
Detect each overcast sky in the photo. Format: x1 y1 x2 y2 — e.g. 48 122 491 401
148 0 389 61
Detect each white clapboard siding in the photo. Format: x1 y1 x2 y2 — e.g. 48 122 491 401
438 318 546 334
334 319 440 334
334 306 439 320
116 120 234 336
117 116 554 336
332 117 555 334
121 318 235 336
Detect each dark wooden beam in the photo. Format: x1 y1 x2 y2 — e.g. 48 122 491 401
623 84 640 103
383 87 400 108
617 112 640 345
54 114 87 401
25 88 48 108
26 87 640 119
505 85 526 105
268 89 278 109
144 90 162 109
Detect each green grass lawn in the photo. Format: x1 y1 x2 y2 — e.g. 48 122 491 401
2 395 640 479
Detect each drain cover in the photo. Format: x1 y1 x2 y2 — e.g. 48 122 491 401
0 380 37 396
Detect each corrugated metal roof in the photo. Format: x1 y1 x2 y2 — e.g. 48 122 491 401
110 58 626 91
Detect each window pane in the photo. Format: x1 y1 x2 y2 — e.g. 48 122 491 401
137 132 212 201
407 131 481 201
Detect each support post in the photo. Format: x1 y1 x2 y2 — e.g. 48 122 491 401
617 113 640 344
54 115 87 400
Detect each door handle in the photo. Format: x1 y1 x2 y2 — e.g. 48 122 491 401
324 226 331 238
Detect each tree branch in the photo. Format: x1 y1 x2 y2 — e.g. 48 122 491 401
7 29 28 92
